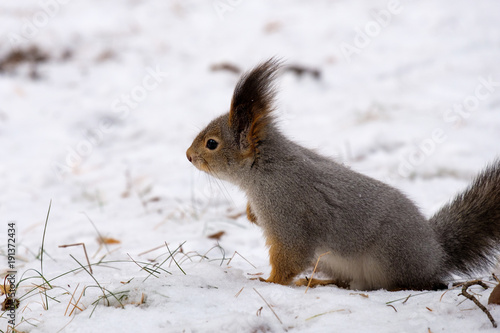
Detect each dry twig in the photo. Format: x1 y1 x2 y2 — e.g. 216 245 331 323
459 280 496 328
253 288 283 325
305 251 330 294
59 243 93 274
227 251 257 269
387 304 397 312
234 287 244 298
138 244 166 256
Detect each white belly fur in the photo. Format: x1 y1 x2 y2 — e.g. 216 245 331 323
316 250 390 290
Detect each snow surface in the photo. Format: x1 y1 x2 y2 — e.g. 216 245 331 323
1 0 500 332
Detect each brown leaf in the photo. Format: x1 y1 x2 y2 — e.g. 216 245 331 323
0 284 10 296
207 231 226 240
98 237 121 245
210 62 241 74
1 297 19 311
488 283 500 305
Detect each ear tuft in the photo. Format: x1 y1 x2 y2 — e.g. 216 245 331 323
228 58 282 152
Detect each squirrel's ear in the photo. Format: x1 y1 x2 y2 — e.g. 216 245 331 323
228 58 281 151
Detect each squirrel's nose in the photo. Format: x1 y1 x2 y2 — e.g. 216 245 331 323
186 149 193 163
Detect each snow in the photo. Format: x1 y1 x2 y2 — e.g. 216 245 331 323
1 0 500 332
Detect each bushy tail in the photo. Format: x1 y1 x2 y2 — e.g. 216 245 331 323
430 160 500 276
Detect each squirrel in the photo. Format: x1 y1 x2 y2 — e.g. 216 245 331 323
186 58 500 290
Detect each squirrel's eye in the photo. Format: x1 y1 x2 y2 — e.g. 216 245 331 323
206 139 219 150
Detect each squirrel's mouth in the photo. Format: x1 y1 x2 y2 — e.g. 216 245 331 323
189 156 211 174
186 147 211 174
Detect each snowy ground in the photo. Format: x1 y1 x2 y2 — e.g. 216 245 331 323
1 0 500 332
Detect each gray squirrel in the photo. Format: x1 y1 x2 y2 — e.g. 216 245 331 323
186 58 500 290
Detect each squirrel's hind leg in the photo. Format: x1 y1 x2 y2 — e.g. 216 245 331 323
262 235 310 285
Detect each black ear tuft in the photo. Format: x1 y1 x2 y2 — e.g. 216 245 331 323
228 58 282 150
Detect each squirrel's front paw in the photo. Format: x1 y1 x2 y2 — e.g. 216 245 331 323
249 276 289 284
248 276 268 282
249 277 271 283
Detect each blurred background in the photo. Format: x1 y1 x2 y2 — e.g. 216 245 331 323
1 1 500 331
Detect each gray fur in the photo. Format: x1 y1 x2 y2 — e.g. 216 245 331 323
187 59 500 290
240 125 445 290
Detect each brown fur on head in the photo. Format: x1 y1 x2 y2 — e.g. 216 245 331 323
186 58 282 181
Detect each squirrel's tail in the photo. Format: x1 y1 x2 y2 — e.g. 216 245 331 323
430 159 500 276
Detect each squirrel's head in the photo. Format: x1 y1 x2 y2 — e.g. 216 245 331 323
186 58 281 183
